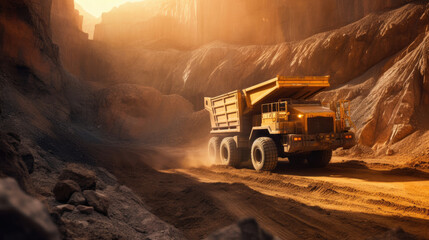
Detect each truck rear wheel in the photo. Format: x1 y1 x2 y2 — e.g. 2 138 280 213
251 137 278 171
307 150 332 168
208 137 221 164
220 137 240 167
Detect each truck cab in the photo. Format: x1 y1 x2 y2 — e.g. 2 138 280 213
205 76 356 172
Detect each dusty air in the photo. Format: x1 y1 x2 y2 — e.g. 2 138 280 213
0 0 428 239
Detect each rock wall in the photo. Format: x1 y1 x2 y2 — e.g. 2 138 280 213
87 2 429 150
94 0 413 47
74 3 100 39
0 0 192 238
50 0 88 78
46 0 429 150
317 25 429 152
0 0 61 88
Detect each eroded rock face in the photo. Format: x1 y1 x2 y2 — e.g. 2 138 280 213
98 3 428 103
86 2 429 149
53 180 81 203
48 0 429 152
95 84 195 140
94 0 413 47
0 178 60 240
83 190 109 215
50 0 88 77
58 164 97 190
0 132 31 191
74 3 100 39
317 22 429 149
0 0 62 91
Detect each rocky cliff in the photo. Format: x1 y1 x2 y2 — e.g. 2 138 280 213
86 1 429 153
50 0 88 78
0 0 195 238
74 3 100 39
94 0 413 47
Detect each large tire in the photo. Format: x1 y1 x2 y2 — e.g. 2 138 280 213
251 137 278 171
208 137 221 164
220 137 240 167
307 150 332 168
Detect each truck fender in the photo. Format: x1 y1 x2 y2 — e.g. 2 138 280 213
249 127 271 143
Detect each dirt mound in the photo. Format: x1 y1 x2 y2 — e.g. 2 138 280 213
95 84 209 142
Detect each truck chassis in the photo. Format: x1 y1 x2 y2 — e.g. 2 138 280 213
205 76 356 171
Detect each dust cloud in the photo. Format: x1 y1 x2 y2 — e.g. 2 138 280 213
148 141 212 170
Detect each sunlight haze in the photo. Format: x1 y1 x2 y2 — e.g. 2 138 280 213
74 0 143 17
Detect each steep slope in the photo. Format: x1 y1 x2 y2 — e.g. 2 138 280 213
94 0 413 48
74 3 100 39
49 0 206 142
86 2 429 152
317 27 429 154
0 0 78 139
0 0 194 238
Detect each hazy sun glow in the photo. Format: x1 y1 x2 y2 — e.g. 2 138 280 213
74 0 143 18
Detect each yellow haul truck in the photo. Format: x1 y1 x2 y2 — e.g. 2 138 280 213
204 76 356 171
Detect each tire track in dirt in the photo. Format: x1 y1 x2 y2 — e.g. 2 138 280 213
89 144 429 239
171 162 429 221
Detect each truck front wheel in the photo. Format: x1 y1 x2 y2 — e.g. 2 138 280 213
251 137 278 171
307 150 332 168
208 137 221 164
220 137 240 167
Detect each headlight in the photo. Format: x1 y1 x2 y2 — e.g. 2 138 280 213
345 135 353 139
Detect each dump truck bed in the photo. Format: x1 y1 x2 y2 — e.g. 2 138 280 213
242 76 330 113
204 76 330 134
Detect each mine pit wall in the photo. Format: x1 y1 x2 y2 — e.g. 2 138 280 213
50 0 90 79
44 0 429 151
316 25 429 152
0 0 63 92
94 0 414 47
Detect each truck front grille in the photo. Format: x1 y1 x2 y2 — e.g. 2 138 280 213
307 117 334 134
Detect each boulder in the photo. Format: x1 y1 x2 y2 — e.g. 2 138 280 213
53 204 75 215
53 180 81 203
386 148 395 156
0 178 60 240
76 205 94 215
83 190 109 215
206 218 276 240
67 191 86 206
59 164 97 190
0 132 31 191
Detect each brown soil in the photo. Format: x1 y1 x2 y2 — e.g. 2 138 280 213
89 144 429 240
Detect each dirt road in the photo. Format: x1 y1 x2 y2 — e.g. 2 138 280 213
91 145 429 239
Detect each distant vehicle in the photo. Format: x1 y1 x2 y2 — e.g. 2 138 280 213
204 76 356 171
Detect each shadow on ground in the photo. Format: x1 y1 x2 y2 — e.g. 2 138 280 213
87 144 429 239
